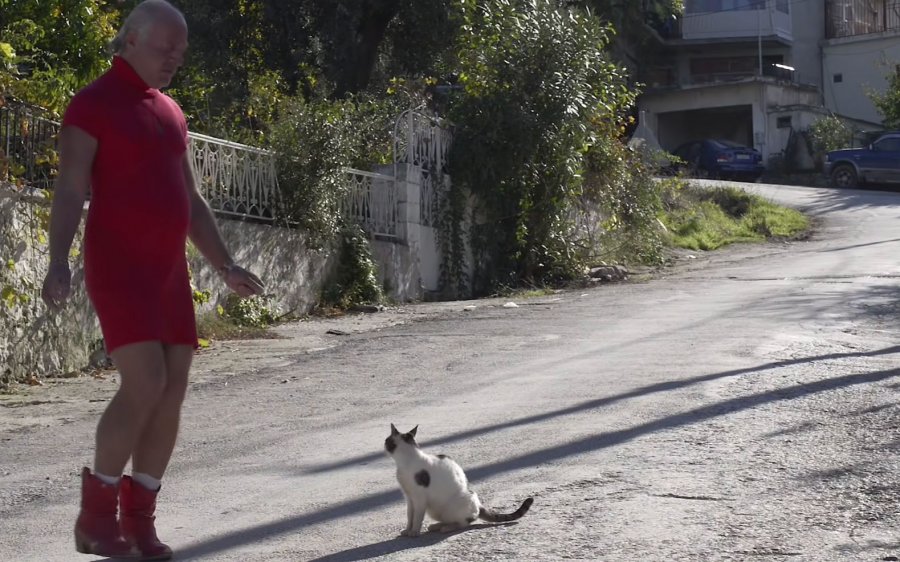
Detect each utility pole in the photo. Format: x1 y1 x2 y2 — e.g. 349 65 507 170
758 0 763 76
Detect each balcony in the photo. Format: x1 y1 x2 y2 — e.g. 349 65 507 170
826 0 900 39
679 0 792 43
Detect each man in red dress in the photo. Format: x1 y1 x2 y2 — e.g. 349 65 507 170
41 1 265 558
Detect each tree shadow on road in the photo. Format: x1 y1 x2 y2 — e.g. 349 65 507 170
300 345 900 475
171 364 900 560
304 523 514 562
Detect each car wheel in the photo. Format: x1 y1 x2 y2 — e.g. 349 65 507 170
831 164 858 188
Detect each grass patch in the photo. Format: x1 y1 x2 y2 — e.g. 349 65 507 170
662 185 808 251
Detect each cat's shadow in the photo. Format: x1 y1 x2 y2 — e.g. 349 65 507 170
306 522 518 562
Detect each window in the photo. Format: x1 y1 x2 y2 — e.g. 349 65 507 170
776 0 789 14
777 116 792 129
685 0 763 13
834 73 843 83
874 137 900 152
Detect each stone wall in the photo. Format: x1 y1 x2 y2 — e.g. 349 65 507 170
0 187 99 387
188 219 336 318
0 183 336 388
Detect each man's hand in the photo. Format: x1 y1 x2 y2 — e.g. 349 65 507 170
42 261 72 310
220 264 265 298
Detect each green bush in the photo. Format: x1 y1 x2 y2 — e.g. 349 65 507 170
267 94 402 245
808 115 853 154
321 223 384 309
221 293 280 328
446 0 652 295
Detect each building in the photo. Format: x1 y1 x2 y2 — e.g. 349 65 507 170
636 0 900 169
823 0 900 125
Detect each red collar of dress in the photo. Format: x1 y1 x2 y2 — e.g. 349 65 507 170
111 56 153 93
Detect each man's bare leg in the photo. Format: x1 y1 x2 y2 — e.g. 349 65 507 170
118 344 191 560
131 344 193 479
95 341 168 477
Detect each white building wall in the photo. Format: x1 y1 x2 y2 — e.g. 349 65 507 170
823 31 900 126
790 0 826 87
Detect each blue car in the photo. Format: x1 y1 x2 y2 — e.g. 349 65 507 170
824 132 900 188
671 139 765 182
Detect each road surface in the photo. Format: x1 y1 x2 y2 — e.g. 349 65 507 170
1 181 899 561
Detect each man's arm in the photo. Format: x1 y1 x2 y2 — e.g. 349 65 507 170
182 153 232 273
182 153 264 297
42 126 96 309
49 127 95 263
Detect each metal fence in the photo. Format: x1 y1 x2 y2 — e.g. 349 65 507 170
2 98 454 236
342 168 398 239
0 99 282 223
0 100 60 190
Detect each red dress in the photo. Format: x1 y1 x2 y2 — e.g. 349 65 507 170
62 56 198 353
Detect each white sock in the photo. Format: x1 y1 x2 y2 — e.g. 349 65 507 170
132 472 162 491
93 471 121 486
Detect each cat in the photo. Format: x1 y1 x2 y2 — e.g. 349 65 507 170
384 423 534 536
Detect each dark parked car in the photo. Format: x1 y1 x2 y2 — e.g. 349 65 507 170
824 132 900 188
670 139 765 181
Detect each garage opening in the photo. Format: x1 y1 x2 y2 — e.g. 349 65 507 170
657 105 754 153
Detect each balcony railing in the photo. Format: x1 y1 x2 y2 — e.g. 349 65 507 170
826 0 900 38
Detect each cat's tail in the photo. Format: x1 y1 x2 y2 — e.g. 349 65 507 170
478 497 534 523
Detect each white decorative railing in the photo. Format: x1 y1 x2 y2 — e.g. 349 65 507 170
392 109 453 230
393 109 453 174
187 132 281 222
342 168 398 239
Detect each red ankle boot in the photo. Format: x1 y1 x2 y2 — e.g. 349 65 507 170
74 467 139 558
120 475 173 561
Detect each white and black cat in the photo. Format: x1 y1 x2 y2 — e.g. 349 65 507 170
384 424 534 536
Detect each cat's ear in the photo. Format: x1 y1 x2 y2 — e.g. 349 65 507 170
390 423 400 436
409 425 418 438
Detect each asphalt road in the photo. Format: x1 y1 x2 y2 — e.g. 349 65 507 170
2 181 900 561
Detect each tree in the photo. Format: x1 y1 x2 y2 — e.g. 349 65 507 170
0 0 120 113
872 65 900 130
446 0 645 294
561 0 683 66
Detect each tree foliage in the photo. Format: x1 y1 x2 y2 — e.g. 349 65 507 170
0 0 118 114
807 114 853 154
446 0 658 295
1 0 672 299
872 65 900 130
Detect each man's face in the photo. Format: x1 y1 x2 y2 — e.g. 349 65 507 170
127 16 188 89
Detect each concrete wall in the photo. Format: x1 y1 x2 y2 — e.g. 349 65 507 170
823 31 900 125
0 183 336 386
187 220 336 318
790 0 826 88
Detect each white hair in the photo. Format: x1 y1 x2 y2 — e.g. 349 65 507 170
110 0 185 54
